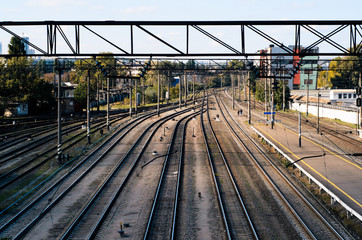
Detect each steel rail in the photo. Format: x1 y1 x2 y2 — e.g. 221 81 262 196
216 93 345 239
11 108 164 239
0 112 127 189
206 96 259 239
200 96 232 240
171 110 194 240
0 109 161 235
215 93 316 239
143 110 202 240
69 108 198 240
0 114 113 163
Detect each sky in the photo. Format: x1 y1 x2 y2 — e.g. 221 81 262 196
0 0 361 57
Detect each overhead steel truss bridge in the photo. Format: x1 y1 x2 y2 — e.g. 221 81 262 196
0 20 361 58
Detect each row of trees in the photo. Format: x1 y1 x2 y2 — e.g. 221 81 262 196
0 37 55 116
318 45 362 89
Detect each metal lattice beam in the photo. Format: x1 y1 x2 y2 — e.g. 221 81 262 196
0 20 361 57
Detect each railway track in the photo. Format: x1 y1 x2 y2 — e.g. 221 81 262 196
0 105 198 239
201 96 258 239
0 108 162 237
216 92 352 239
143 109 203 239
57 108 196 240
0 111 129 190
225 88 362 160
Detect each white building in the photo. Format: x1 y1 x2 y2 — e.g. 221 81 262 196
258 45 295 90
258 44 319 90
0 42 2 54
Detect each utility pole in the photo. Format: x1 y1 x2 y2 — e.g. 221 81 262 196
57 60 62 161
87 70 91 144
232 73 235 110
271 78 275 129
97 74 100 113
283 71 286 112
265 76 268 121
193 73 195 105
142 78 145 105
317 91 320 134
244 73 247 102
306 66 312 117
135 77 137 117
157 70 160 117
167 70 170 104
184 72 187 107
238 73 241 101
106 77 110 130
358 72 362 127
179 75 182 109
129 77 132 117
306 78 309 116
248 72 251 124
299 110 302 147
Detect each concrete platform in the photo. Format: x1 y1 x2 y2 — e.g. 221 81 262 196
252 122 362 219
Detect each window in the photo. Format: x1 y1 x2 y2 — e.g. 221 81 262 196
338 94 342 99
348 94 352 98
354 94 357 98
343 93 347 98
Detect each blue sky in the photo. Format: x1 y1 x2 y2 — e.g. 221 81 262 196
0 0 361 56
1 0 361 21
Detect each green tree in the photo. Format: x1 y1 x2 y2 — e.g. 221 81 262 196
317 70 333 89
8 36 26 55
274 82 291 110
74 82 96 109
28 79 55 114
254 80 291 110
